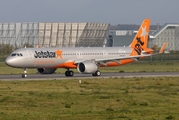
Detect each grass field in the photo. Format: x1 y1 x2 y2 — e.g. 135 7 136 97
0 77 179 119
0 61 179 75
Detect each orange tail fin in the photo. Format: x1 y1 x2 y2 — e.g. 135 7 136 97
129 19 150 50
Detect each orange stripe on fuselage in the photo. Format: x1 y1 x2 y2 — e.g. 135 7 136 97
51 62 77 69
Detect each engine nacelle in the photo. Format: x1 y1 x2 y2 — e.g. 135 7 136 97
77 62 98 74
37 68 56 74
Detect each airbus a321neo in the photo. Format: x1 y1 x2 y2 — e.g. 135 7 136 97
5 19 166 78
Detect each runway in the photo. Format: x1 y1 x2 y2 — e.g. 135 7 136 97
0 72 179 81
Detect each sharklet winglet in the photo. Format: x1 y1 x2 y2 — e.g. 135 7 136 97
159 42 167 53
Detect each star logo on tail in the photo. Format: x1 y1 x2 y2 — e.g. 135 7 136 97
55 50 63 59
141 26 148 41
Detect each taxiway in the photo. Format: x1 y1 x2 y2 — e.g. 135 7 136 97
0 72 179 81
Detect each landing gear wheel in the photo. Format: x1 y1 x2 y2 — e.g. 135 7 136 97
65 70 74 77
69 71 74 76
22 74 27 78
65 71 69 76
92 73 96 76
92 70 101 76
22 68 27 78
96 70 101 76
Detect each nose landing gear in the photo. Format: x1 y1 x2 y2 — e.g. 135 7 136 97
22 68 27 78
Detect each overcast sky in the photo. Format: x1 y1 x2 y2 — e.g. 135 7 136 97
0 0 178 25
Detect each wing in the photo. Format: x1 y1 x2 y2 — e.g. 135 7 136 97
74 54 151 65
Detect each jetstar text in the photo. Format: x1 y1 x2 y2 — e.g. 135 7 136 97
34 51 55 58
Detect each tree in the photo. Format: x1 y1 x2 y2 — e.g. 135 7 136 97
151 44 159 51
0 44 14 54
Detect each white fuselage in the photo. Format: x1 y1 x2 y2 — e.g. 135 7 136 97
5 47 133 68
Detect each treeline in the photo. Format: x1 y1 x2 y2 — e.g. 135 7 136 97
0 44 14 54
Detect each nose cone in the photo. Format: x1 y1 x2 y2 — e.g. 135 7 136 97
5 57 15 67
5 57 12 66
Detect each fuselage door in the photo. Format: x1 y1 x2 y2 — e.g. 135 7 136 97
76 51 83 59
119 49 125 56
26 50 33 61
102 50 108 58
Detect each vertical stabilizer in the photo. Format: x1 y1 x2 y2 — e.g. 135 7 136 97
129 19 150 53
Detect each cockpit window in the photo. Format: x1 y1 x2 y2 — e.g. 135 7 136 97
11 53 16 56
11 53 23 57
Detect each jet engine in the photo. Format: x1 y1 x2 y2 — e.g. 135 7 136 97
37 68 56 74
77 62 98 74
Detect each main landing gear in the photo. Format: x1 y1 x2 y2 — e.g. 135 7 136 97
65 69 74 77
92 70 101 76
22 68 27 78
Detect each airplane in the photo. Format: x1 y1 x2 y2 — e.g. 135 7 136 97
5 19 167 78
